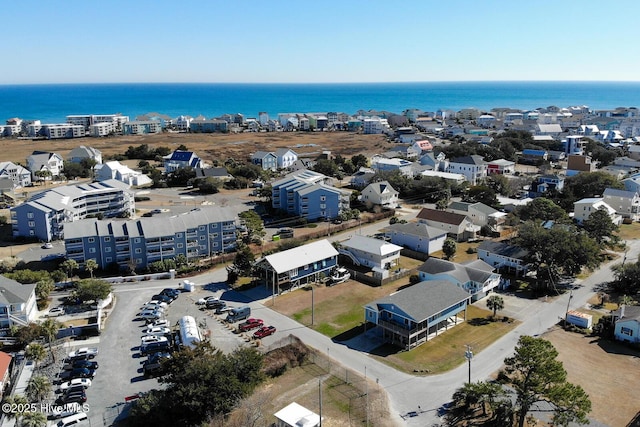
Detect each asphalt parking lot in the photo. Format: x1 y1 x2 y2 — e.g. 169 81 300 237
70 279 267 426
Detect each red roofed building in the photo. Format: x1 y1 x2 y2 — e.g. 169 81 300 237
0 351 12 398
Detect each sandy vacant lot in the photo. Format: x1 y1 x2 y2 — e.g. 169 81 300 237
544 328 640 427
2 131 388 165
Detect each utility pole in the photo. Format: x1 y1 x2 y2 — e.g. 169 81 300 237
311 284 314 325
564 290 573 327
319 378 323 427
465 345 473 384
365 366 369 427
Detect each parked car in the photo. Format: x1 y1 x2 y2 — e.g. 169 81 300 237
142 326 171 336
57 390 86 405
141 335 168 346
138 310 163 321
47 306 65 317
63 385 87 397
226 305 251 323
160 288 180 299
67 347 98 359
41 242 53 249
196 296 220 305
151 294 173 304
143 351 171 377
66 368 95 379
58 378 91 392
49 402 83 419
65 360 98 371
239 318 263 332
148 319 170 328
205 299 226 310
253 326 276 339
140 341 171 356
141 301 168 309
278 228 294 238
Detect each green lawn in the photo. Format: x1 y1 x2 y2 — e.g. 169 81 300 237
371 305 519 375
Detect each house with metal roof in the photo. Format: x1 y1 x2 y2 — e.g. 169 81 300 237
254 239 338 294
364 280 470 350
338 235 402 279
163 150 204 173
359 181 399 209
95 161 152 187
573 197 622 225
446 155 487 185
68 145 103 165
385 222 446 255
487 158 515 175
251 151 278 171
416 208 480 242
477 240 529 276
0 162 31 188
602 187 640 221
64 206 237 271
446 201 503 228
0 275 37 329
417 257 501 301
275 148 298 169
274 402 321 427
26 151 64 180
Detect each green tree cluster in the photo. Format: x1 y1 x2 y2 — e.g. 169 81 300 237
75 279 112 303
124 144 171 160
129 343 264 427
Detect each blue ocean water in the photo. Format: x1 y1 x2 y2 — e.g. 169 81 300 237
0 81 639 123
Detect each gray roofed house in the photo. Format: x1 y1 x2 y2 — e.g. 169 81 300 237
602 187 640 221
364 280 470 350
0 275 37 329
68 145 103 164
254 240 339 292
385 222 447 255
477 240 529 276
417 257 501 301
447 201 505 229
359 180 399 209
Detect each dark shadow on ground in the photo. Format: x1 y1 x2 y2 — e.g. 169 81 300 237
368 343 401 357
595 337 640 357
332 323 367 342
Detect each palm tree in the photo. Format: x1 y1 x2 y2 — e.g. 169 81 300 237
20 411 47 427
486 295 505 319
24 343 46 369
61 259 78 280
2 395 29 424
85 258 98 278
39 318 61 362
25 375 51 402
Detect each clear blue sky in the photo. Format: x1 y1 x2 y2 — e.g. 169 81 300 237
3 1 639 84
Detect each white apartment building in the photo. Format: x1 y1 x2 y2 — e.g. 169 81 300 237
363 117 390 134
90 122 115 137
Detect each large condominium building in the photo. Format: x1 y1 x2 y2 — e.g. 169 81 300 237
11 179 135 242
64 207 238 270
271 170 350 221
122 121 162 135
66 114 129 131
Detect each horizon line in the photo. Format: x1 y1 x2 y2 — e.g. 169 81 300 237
1 79 640 87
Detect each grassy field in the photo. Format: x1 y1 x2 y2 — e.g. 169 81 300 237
371 305 519 374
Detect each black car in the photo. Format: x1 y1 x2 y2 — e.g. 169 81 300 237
57 390 87 404
140 341 171 356
143 351 171 377
151 294 173 304
63 385 86 396
68 368 95 379
69 360 98 370
160 288 180 298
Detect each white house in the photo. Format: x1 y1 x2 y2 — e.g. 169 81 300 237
26 151 64 180
275 148 298 169
0 275 37 329
447 155 487 185
0 162 31 188
359 181 399 209
68 145 103 165
602 187 640 222
163 150 204 172
95 161 152 187
613 305 640 344
573 197 622 225
386 222 447 255
338 235 402 279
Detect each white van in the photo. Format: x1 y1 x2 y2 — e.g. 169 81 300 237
57 412 88 427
